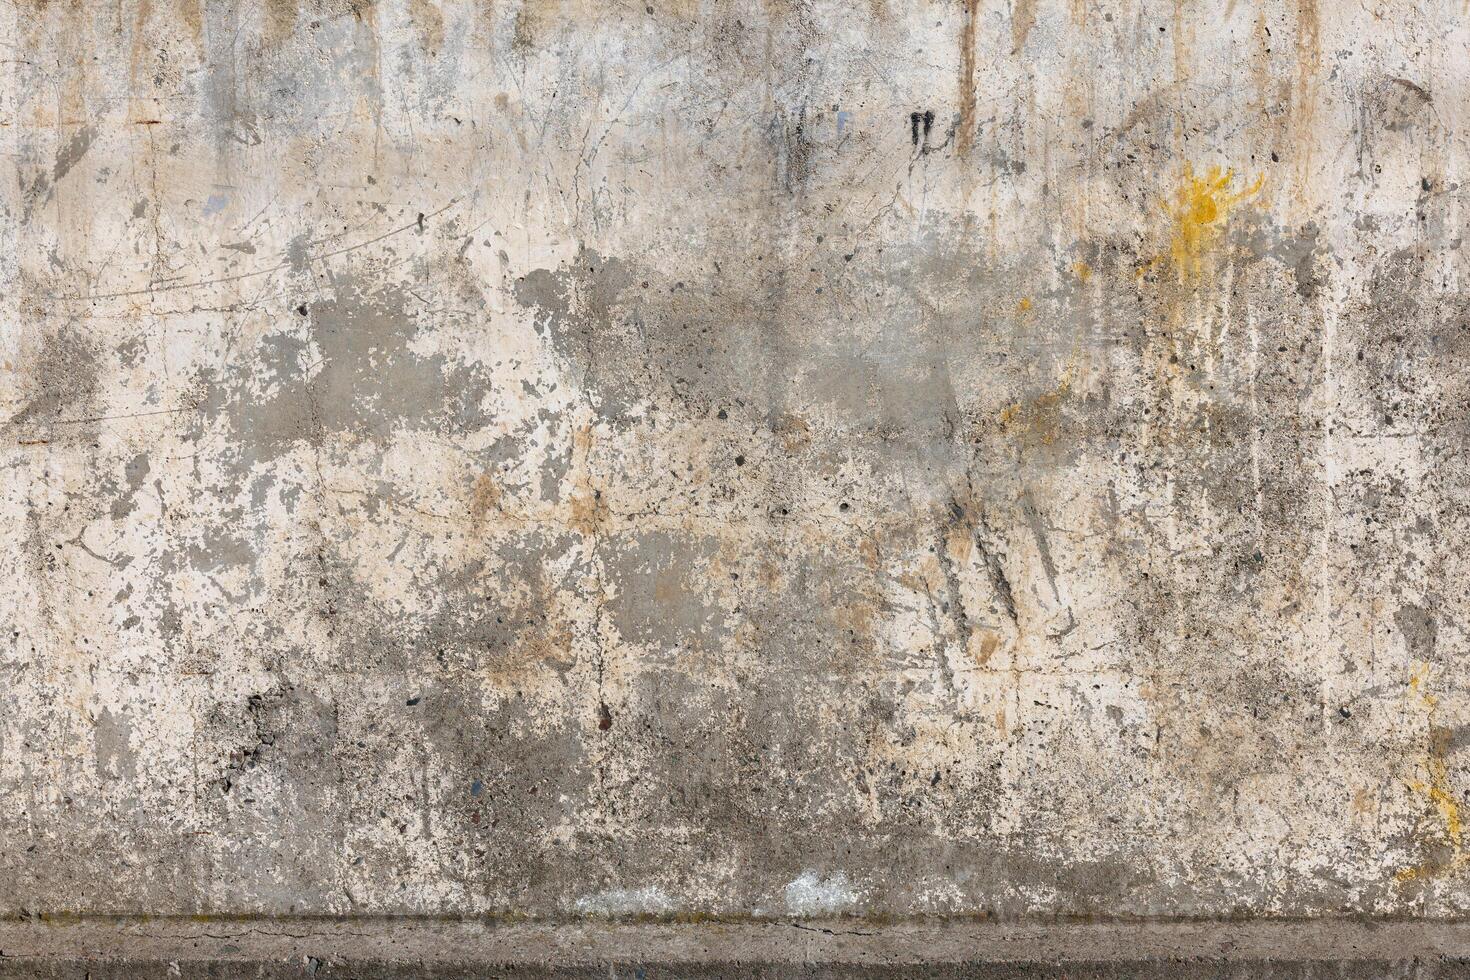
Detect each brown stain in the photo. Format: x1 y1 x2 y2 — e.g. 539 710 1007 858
506 0 713 41
1171 0 1190 84
1246 8 1287 154
957 0 980 156
505 621 576 684
895 561 942 600
174 0 204 47
997 363 1077 449
975 631 1001 666
261 0 297 43
756 557 784 593
649 556 690 610
945 524 974 565
469 473 502 532
771 413 811 453
1292 0 1321 206
408 0 446 53
1351 785 1377 820
511 1 540 50
1010 0 1036 54
17 4 90 130
566 488 608 536
567 423 609 536
126 0 155 122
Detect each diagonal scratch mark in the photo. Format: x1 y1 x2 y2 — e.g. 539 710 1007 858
973 512 1018 627
49 198 461 301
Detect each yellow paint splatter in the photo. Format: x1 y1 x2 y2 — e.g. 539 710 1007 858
1017 296 1032 313
1398 663 1467 882
1164 164 1263 283
1410 661 1438 708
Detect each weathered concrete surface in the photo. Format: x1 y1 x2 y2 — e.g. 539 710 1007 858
4 0 1470 935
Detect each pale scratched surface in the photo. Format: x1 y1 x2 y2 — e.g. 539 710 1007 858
2 0 1469 920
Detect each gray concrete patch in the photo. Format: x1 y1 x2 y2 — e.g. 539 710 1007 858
6 918 1470 978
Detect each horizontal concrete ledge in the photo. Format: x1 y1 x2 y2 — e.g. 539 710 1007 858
7 919 1470 978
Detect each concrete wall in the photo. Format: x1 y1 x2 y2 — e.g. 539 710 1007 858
2 0 1467 924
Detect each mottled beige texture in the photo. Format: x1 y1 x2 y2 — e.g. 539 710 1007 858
2 0 1469 923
